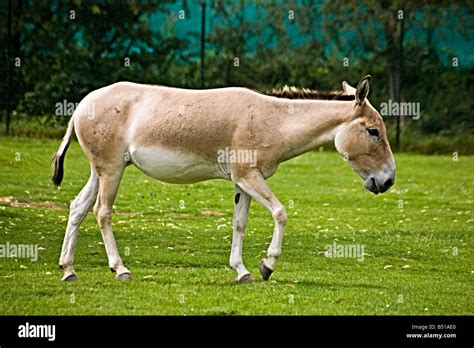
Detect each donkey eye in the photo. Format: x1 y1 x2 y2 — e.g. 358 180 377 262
367 128 379 137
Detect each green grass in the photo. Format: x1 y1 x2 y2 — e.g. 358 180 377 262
0 136 472 315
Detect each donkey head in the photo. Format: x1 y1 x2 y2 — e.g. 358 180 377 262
335 75 395 194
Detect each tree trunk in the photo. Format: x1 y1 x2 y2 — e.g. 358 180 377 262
6 0 12 134
200 1 206 89
384 12 403 151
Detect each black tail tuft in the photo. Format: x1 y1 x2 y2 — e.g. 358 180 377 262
52 113 75 186
51 142 69 186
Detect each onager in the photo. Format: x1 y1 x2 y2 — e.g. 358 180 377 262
53 75 395 283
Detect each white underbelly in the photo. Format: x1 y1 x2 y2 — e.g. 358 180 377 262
129 146 229 184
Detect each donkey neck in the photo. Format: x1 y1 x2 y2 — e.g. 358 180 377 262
275 99 355 162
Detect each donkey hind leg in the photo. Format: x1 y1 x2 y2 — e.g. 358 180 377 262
93 171 131 280
234 170 287 281
59 166 99 281
230 184 253 283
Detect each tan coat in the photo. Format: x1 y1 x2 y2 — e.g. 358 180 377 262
53 76 395 283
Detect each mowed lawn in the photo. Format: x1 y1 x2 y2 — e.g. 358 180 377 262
0 136 472 315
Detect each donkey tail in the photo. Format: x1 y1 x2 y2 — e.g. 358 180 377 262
52 115 75 186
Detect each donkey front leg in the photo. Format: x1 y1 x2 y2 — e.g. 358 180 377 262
230 185 253 283
94 172 131 280
234 170 287 281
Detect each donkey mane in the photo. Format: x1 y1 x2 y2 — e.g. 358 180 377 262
267 85 355 101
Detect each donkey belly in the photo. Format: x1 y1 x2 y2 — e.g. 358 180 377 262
129 146 228 184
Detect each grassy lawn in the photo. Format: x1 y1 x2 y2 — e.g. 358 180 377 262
0 136 472 315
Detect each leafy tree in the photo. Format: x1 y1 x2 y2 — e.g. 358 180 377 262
1 0 189 126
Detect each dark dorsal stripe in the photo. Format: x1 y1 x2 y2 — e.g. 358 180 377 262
267 85 355 101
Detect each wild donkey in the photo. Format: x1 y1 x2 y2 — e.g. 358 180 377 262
53 75 395 283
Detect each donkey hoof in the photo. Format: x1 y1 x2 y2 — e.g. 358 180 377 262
116 272 132 281
61 273 78 282
237 273 254 284
259 261 273 281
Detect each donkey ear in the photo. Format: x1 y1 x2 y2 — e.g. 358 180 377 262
342 81 356 95
355 75 371 105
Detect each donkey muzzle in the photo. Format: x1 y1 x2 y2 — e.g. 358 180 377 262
364 174 394 194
